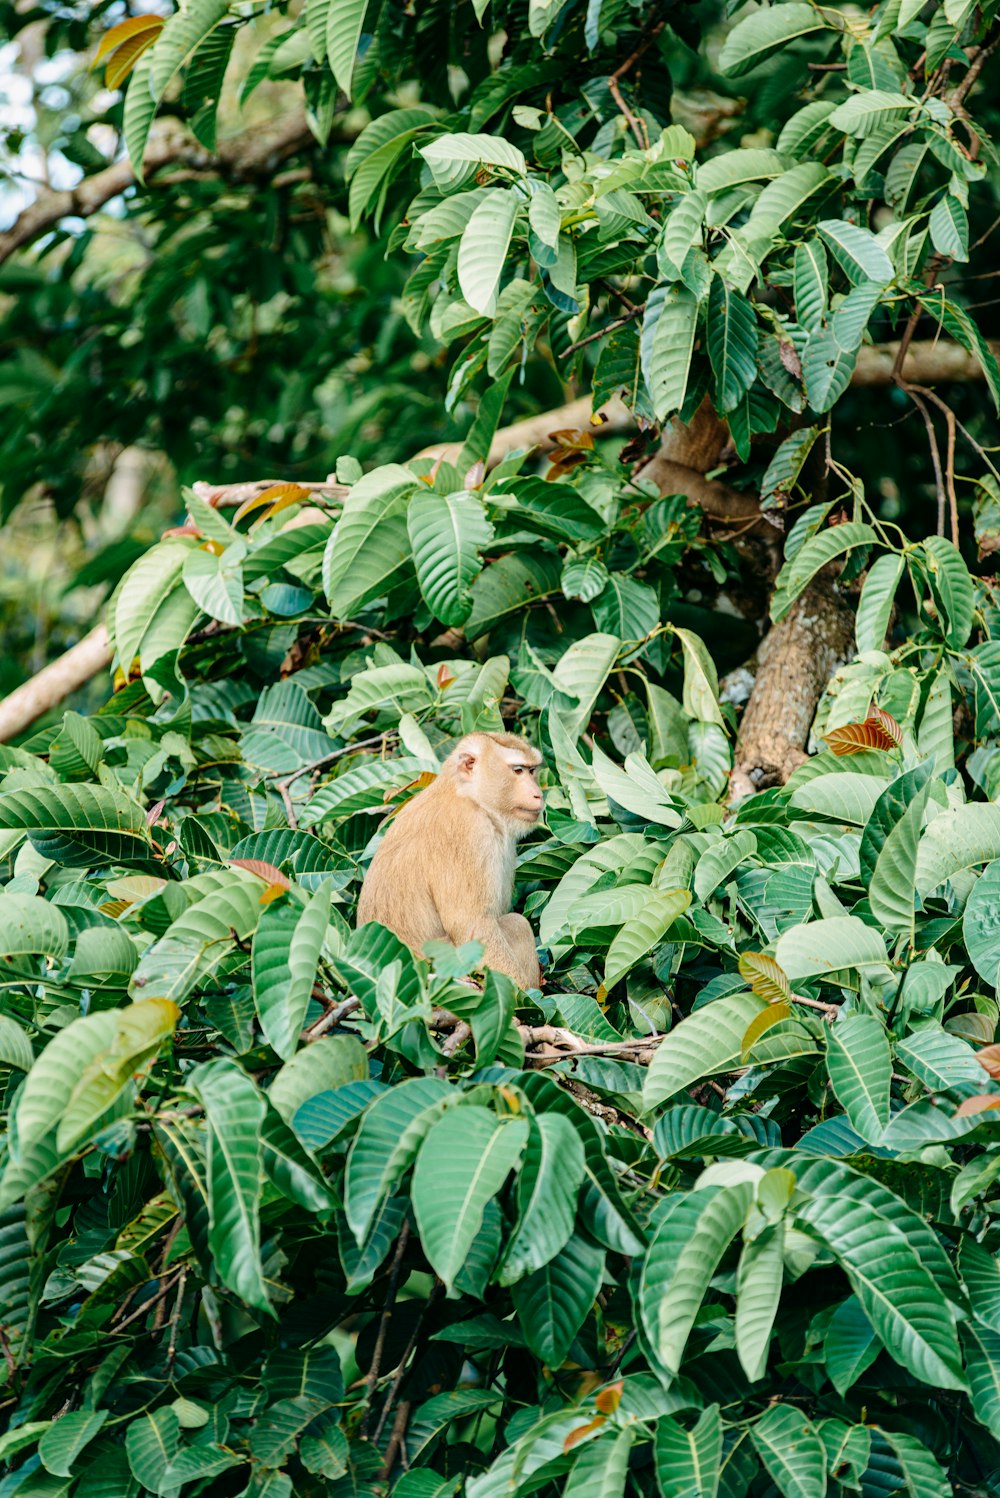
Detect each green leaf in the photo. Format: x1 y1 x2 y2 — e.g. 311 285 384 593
824 1296 881 1395
641 284 699 421
407 490 494 625
719 3 831 77
866 767 933 938
963 860 1000 987
605 889 691 989
322 464 416 617
750 1405 826 1498
327 0 383 97
672 625 724 726
510 1230 605 1364
856 553 903 652
419 132 526 188
39 1412 109 1477
57 999 179 1153
182 544 245 626
0 893 69 960
345 1077 453 1243
500 1113 585 1283
793 241 828 332
771 522 877 622
565 1429 633 1498
796 1190 966 1390
189 1058 271 1313
122 51 157 181
457 188 520 316
0 782 151 868
817 220 894 286
655 1405 723 1498
916 803 1000 897
412 1107 528 1291
640 1184 753 1376
735 1225 784 1381
775 916 888 982
345 106 437 229
828 90 915 137
644 992 768 1110
149 0 228 101
759 426 821 511
252 885 331 1060
962 1324 1000 1431
826 1014 891 1142
551 632 621 739
562 556 610 603
707 276 758 414
125 1408 179 1493
921 535 974 647
929 193 969 261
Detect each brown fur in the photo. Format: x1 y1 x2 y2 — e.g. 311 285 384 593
357 732 544 988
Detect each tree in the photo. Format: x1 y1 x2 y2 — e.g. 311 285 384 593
2 0 1000 1494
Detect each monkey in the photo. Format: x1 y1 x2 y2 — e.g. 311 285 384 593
357 731 544 989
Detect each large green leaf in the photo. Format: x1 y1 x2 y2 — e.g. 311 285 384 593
921 535 974 647
604 889 691 989
457 189 520 315
411 1107 528 1291
190 1058 271 1313
774 916 888 982
510 1230 605 1365
344 1077 453 1242
499 1113 585 1283
963 859 1000 987
856 553 904 652
825 1013 891 1143
735 1223 784 1382
639 1184 754 1376
252 885 332 1060
655 1405 723 1498
327 0 384 96
322 464 417 617
750 1404 826 1498
719 3 832 76
0 893 69 961
865 766 933 938
0 783 151 868
642 284 699 421
796 1190 966 1390
149 0 229 100
707 276 758 414
407 489 494 625
564 1429 632 1498
915 803 1000 897
771 522 876 622
644 992 767 1110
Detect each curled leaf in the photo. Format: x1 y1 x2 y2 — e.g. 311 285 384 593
233 483 311 526
741 1001 792 1059
824 715 900 755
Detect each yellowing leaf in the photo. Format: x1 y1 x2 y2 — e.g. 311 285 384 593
93 14 164 66
595 1381 623 1413
563 1414 606 1451
233 483 311 526
106 27 163 88
741 1001 792 1059
738 951 791 1003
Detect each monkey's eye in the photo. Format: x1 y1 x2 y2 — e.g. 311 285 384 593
512 766 524 774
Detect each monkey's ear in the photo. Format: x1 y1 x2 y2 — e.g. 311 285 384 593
456 749 477 778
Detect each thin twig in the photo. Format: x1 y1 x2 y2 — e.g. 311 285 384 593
790 993 840 1022
361 1222 411 1439
563 305 643 358
896 377 948 534
378 1399 413 1480
904 383 963 543
373 1283 444 1449
274 733 391 793
166 1271 187 1365
113 1272 184 1332
304 995 361 1041
608 20 666 148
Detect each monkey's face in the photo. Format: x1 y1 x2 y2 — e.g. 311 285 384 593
457 738 544 831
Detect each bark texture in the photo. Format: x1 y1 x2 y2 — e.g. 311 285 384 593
728 574 856 803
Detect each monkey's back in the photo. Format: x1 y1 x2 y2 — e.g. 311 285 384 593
356 783 508 952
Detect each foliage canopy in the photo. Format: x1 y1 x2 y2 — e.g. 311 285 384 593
4 0 1000 1494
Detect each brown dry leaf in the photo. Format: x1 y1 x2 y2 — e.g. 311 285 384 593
867 703 903 745
824 718 898 755
738 951 791 1003
230 858 291 888
976 1043 1000 1079
741 1002 792 1060
437 663 456 690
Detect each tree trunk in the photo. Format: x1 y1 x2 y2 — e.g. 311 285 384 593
728 573 855 802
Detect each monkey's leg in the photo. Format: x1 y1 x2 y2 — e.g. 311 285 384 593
492 913 541 990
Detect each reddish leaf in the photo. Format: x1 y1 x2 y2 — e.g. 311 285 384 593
824 717 899 755
563 1414 606 1451
976 1043 1000 1080
437 663 456 689
229 858 291 888
956 1094 1000 1117
868 703 903 745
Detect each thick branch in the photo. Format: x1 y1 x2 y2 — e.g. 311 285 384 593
729 573 856 802
0 110 315 266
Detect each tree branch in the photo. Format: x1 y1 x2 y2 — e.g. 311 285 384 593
0 110 316 267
